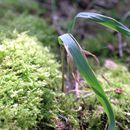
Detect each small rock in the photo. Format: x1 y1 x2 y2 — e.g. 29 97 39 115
104 59 118 69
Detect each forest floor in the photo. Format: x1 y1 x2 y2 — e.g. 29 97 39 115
0 0 130 130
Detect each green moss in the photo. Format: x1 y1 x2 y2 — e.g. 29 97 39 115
0 0 42 15
0 0 57 47
0 13 57 46
96 64 130 129
57 93 80 129
0 2 61 129
0 32 61 129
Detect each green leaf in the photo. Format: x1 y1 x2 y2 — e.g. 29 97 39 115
69 12 130 36
58 33 115 130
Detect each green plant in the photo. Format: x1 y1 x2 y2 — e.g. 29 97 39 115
0 32 61 129
58 12 130 130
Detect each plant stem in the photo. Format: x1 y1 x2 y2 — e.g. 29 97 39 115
61 45 65 92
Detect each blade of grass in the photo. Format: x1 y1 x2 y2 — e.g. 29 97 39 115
68 12 130 36
58 33 115 130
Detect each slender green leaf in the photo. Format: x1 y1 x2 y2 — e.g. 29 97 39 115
69 12 130 36
58 33 115 130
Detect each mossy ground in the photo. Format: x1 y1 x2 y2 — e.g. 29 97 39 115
58 63 130 129
0 0 130 130
0 32 61 130
97 64 130 130
0 0 57 47
0 1 61 129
